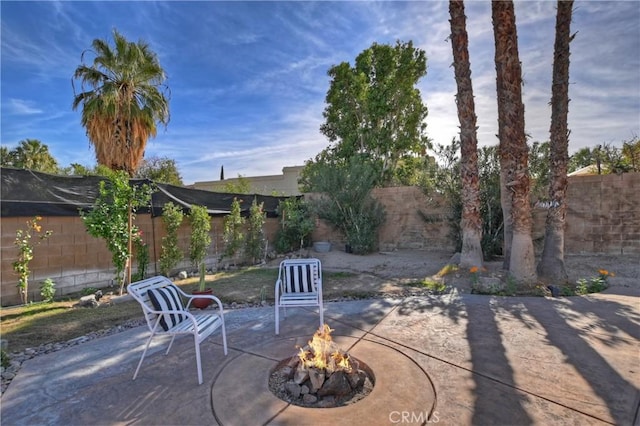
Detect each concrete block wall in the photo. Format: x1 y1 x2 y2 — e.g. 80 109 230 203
310 187 455 252
2 173 637 306
1 214 282 306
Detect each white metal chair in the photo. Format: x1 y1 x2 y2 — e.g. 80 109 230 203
127 276 228 385
275 258 324 335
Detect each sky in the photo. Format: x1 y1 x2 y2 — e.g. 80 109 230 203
1 1 639 185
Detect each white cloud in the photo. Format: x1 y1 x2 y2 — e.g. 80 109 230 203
5 99 43 115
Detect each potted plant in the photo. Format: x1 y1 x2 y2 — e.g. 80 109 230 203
189 205 213 309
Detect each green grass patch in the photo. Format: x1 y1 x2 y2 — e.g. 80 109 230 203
405 278 447 293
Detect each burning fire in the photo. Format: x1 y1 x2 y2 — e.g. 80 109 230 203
297 324 352 373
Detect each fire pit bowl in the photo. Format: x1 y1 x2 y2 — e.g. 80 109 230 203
268 324 375 408
269 354 375 408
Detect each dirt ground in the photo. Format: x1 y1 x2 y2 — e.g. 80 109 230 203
286 248 640 295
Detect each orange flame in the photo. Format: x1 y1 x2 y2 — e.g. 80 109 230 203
297 324 351 372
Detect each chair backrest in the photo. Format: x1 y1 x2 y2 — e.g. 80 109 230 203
279 258 322 294
127 276 182 332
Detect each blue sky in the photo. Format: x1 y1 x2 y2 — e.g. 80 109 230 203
2 1 639 185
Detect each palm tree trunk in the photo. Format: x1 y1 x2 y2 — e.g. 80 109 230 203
537 0 574 284
449 0 483 268
492 0 536 284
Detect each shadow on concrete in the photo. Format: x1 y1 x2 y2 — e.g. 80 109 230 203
466 301 534 425
528 296 639 425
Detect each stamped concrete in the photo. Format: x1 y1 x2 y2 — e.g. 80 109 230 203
1 287 639 425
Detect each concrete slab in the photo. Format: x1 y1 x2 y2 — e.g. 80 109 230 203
1 291 638 426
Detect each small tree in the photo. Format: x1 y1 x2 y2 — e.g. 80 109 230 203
132 231 150 282
159 202 184 276
189 205 211 290
13 216 52 304
245 198 266 264
80 170 153 295
222 198 245 263
275 197 315 253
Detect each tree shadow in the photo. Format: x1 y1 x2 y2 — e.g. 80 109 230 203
466 300 533 425
525 295 639 425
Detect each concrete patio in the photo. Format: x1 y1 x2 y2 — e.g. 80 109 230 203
1 287 639 425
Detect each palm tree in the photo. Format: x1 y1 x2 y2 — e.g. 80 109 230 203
537 0 574 284
449 0 483 268
12 139 59 173
492 0 536 284
72 29 170 176
73 29 170 286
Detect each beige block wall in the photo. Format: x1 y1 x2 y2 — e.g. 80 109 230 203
1 214 282 306
2 173 638 306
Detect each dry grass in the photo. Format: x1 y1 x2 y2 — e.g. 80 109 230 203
0 267 359 353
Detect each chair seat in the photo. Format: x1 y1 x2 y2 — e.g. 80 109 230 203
168 313 224 338
279 292 319 305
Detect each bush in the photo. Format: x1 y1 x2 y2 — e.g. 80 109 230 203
222 198 245 262
40 278 56 302
304 157 385 254
245 198 266 264
274 197 314 253
159 202 184 276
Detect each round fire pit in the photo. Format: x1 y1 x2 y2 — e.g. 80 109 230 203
211 335 436 425
268 325 376 408
268 355 375 408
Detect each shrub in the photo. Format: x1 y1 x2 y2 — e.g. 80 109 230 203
13 216 52 304
132 231 149 282
222 198 245 262
245 198 266 264
40 278 56 302
274 197 314 253
305 157 385 254
159 202 184 276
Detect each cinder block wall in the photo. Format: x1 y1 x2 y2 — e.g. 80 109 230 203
312 174 640 255
1 214 282 306
2 173 638 306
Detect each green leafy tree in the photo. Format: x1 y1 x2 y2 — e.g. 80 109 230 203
222 198 245 262
305 157 385 254
135 156 183 186
275 197 315 253
568 147 594 173
159 202 184 276
1 146 15 167
308 40 430 185
621 137 640 171
245 198 266 264
80 170 153 295
10 139 59 173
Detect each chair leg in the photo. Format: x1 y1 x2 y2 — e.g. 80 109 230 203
194 336 203 385
221 321 228 355
133 333 155 380
275 304 280 335
165 335 177 355
319 303 324 328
